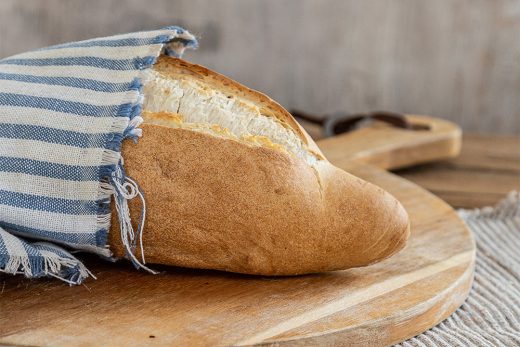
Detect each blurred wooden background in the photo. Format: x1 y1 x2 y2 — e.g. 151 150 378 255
0 0 519 134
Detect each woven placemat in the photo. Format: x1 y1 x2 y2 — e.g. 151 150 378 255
396 192 520 347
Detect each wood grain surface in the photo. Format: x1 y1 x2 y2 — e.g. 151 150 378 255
0 124 475 346
1 0 519 135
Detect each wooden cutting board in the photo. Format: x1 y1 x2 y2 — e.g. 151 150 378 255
0 116 475 347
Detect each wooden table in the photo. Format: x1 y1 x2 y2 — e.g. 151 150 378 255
394 134 520 209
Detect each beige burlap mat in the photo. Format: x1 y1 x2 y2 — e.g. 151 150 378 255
396 192 520 347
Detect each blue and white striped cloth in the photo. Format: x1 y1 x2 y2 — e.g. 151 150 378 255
0 27 197 285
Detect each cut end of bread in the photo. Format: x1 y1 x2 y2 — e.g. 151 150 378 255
141 56 323 166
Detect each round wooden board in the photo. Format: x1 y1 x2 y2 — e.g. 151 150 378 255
0 162 475 347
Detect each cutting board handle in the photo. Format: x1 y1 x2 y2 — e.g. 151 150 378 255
314 115 461 170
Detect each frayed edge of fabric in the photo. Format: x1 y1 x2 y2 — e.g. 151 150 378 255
110 164 157 273
100 27 197 274
0 242 95 286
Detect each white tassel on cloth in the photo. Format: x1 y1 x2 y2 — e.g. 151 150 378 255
111 163 157 274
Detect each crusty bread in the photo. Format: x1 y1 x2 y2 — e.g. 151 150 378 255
108 56 410 275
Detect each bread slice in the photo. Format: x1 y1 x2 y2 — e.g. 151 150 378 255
108 56 410 275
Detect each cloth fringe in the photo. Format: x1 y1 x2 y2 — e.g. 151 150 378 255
0 228 95 286
110 164 156 273
100 27 197 276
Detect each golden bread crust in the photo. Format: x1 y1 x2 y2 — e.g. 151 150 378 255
109 124 409 275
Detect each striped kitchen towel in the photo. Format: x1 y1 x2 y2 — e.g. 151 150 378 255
0 27 198 285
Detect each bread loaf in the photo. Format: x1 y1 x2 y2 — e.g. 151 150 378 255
108 56 410 275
